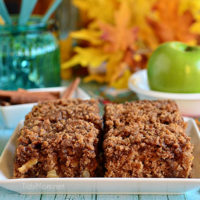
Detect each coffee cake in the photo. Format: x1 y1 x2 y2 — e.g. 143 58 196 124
14 99 101 178
103 100 193 178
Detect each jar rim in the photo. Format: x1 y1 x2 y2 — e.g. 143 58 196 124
0 15 50 33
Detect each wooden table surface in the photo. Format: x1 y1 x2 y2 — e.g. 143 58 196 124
0 83 199 199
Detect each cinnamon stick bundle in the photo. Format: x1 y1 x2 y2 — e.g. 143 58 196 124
0 78 81 105
0 90 60 105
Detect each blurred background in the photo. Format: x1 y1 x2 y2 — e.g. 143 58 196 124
1 0 200 90
4 0 78 37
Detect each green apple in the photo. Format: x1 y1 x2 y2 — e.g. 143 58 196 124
147 42 200 93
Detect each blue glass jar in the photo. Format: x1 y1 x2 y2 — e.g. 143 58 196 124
0 17 60 90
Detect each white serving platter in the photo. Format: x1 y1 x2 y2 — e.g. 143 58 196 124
128 69 200 117
0 118 199 194
0 86 90 129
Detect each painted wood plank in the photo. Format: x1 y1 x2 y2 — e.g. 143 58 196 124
168 194 185 200
0 186 41 200
54 194 66 200
0 194 22 200
97 194 138 200
65 194 96 200
41 194 56 200
139 195 168 200
0 186 16 194
21 195 41 200
0 194 41 200
185 188 200 200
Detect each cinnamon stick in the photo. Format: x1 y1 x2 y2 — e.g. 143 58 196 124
24 91 60 98
17 90 60 98
0 90 60 97
17 88 27 92
10 92 58 104
0 90 17 98
0 90 60 105
62 77 81 99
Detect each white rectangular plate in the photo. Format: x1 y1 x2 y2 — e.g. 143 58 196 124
0 118 200 194
0 86 90 128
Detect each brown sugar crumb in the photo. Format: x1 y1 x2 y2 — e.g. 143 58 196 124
24 99 102 129
103 100 193 178
56 119 99 177
14 99 101 178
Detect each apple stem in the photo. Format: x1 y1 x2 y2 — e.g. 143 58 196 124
185 46 196 52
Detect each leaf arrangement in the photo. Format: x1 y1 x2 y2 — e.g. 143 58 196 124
61 0 200 89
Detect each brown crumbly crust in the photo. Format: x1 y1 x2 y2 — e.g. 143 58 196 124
104 100 185 131
24 99 102 129
14 99 101 178
103 100 193 178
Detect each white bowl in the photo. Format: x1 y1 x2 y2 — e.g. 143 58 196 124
0 87 90 129
128 69 200 117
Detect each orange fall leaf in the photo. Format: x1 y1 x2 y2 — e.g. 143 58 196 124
98 1 139 53
147 0 197 43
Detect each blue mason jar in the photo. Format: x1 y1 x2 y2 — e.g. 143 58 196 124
0 17 60 90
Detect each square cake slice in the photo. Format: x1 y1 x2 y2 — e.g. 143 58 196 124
103 100 193 178
14 99 101 178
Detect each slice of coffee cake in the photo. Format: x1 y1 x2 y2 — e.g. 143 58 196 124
14 99 101 178
103 100 193 178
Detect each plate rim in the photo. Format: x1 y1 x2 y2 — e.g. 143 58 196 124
128 69 200 100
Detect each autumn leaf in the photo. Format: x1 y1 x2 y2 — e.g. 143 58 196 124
179 0 200 18
73 0 117 23
147 0 197 43
110 69 132 89
190 23 200 34
99 1 138 53
179 0 200 35
125 0 158 49
70 29 102 45
66 0 142 87
62 47 110 69
84 52 128 87
123 49 149 72
105 52 124 84
108 62 129 85
84 74 106 83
